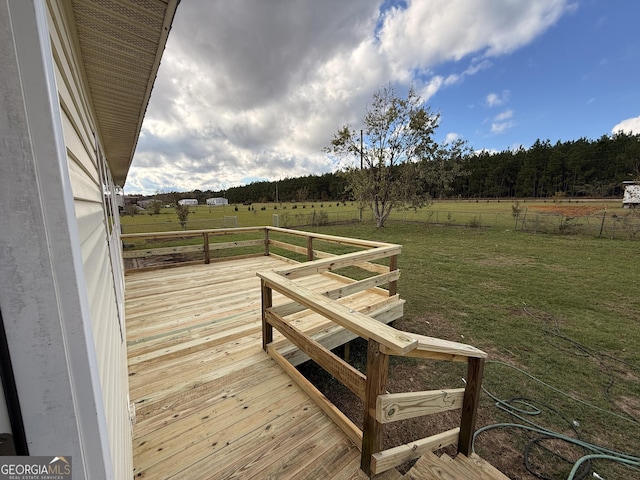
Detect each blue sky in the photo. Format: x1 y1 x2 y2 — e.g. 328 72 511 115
125 0 640 194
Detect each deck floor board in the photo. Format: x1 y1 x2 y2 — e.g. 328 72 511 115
127 257 373 479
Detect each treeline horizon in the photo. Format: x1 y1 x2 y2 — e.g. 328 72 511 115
131 132 640 205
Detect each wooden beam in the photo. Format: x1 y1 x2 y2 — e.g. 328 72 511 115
458 357 485 456
376 388 465 423
266 226 397 249
122 226 264 239
267 346 363 448
306 236 314 261
263 228 269 256
370 427 460 475
203 232 210 264
266 309 366 400
261 280 273 351
360 339 388 476
257 271 416 355
388 255 398 297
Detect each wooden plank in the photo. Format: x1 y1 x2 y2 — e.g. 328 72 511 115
122 226 265 239
267 226 396 249
405 451 461 480
370 427 460 475
269 239 308 255
266 309 366 400
208 239 264 250
267 346 363 448
376 388 465 423
390 332 487 361
360 339 389 476
122 244 203 258
258 270 416 355
469 453 511 480
274 245 401 280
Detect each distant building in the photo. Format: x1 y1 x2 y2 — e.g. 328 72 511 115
622 181 640 208
206 197 229 206
178 198 198 206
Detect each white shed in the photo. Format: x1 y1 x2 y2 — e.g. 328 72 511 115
178 198 199 206
207 197 229 206
622 181 640 208
0 1 178 478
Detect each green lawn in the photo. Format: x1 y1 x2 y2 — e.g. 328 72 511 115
310 222 640 479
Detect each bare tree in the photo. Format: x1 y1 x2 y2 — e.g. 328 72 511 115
326 84 439 227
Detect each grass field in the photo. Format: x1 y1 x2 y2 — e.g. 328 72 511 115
121 198 639 240
307 222 640 479
121 200 639 478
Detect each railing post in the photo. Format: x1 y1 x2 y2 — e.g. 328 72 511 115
306 236 313 261
203 232 210 264
261 280 273 351
264 228 270 256
388 255 398 297
458 357 484 456
360 338 388 476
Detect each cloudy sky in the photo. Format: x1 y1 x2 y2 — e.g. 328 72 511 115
125 0 640 194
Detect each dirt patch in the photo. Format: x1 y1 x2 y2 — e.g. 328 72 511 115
531 205 604 216
614 395 640 422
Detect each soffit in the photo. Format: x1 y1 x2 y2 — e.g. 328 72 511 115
71 0 178 185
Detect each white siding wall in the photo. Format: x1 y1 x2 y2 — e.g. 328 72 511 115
46 1 132 477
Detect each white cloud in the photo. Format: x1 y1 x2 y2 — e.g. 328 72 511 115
126 0 574 194
445 132 461 143
486 90 511 107
490 110 515 134
612 116 640 135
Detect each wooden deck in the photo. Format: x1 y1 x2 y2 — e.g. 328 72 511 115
126 256 396 479
126 253 508 479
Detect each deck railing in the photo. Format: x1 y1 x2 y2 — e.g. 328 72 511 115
256 232 487 478
121 226 486 477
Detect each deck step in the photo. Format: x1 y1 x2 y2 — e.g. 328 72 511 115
402 451 509 480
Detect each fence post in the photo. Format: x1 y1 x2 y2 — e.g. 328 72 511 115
360 339 389 476
203 232 210 264
599 209 606 237
458 357 485 456
264 228 270 256
261 280 273 351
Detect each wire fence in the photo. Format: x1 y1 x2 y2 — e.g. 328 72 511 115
121 207 640 240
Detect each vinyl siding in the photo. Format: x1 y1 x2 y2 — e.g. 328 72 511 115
46 1 132 477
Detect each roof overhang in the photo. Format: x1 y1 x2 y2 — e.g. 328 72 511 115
70 0 179 185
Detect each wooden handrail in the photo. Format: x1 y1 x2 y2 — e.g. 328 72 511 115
258 270 416 355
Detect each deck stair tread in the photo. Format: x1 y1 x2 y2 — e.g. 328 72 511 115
402 451 509 480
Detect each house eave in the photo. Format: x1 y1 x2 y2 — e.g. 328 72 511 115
70 0 179 185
